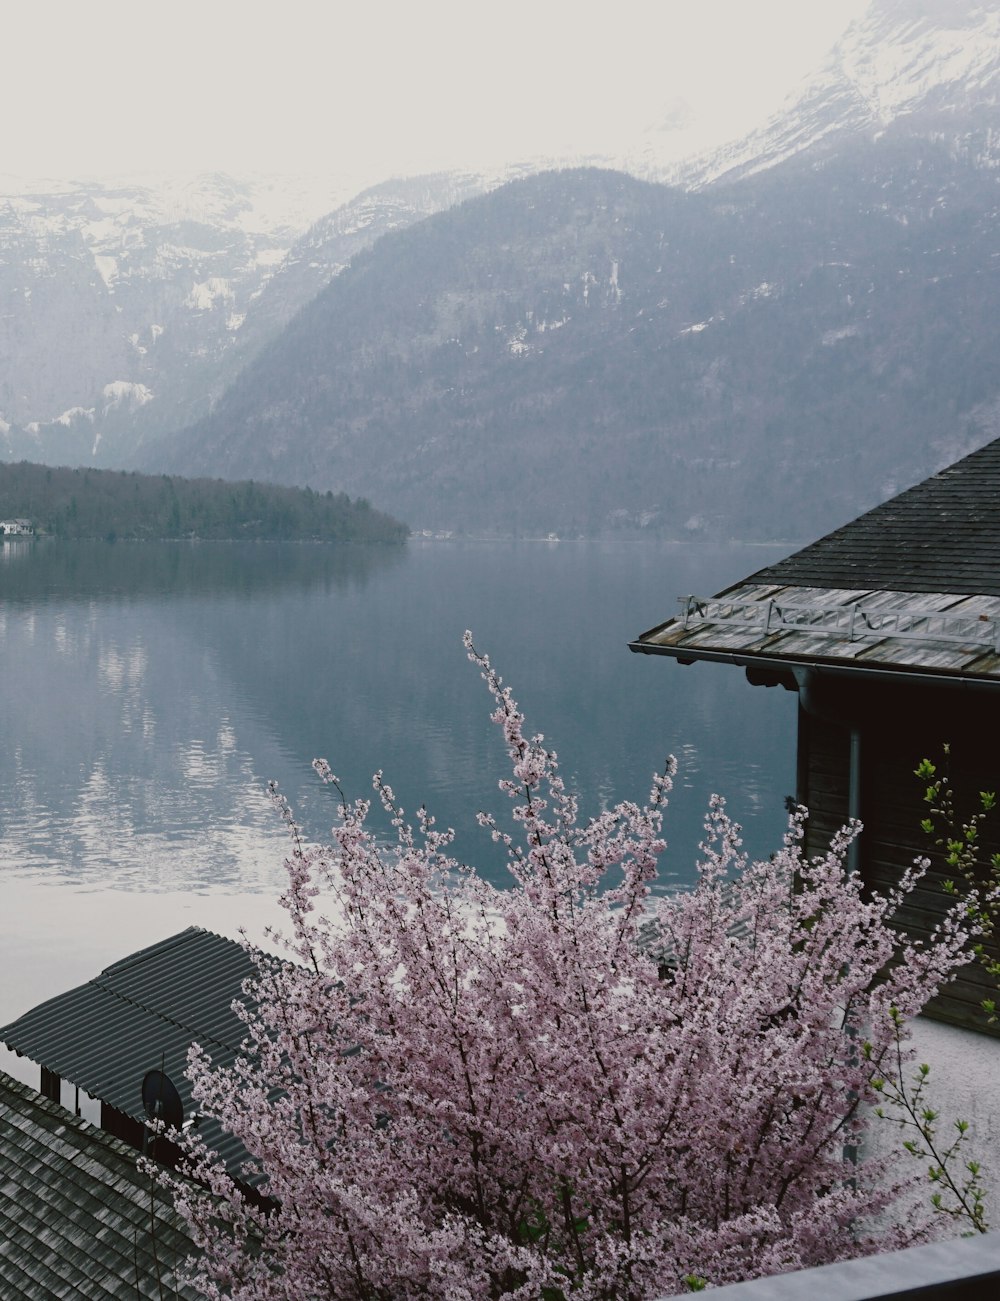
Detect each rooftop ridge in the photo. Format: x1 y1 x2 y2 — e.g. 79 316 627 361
99 924 236 976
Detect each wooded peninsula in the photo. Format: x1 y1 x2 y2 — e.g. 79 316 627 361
0 461 408 543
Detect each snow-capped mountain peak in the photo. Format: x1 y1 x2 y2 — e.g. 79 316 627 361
682 0 1000 186
835 0 1000 123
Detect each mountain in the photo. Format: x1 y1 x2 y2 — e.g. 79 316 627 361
9 0 1000 540
0 169 512 470
178 169 528 425
143 132 1000 539
681 0 1000 186
134 0 1000 539
0 172 343 459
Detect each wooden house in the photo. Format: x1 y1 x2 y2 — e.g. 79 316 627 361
630 436 1000 1033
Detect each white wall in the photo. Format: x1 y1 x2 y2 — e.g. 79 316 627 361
868 1015 1000 1226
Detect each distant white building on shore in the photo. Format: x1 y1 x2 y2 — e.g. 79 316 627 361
0 519 33 536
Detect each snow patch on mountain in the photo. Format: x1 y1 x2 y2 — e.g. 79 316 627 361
822 324 863 345
55 406 95 426
186 278 235 311
254 248 288 269
94 255 118 289
839 3 1000 123
102 381 153 410
679 318 719 336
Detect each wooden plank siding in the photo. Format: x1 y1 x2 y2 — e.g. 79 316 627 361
797 709 850 857
799 687 1000 1035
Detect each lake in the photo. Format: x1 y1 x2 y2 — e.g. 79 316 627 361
0 537 797 1056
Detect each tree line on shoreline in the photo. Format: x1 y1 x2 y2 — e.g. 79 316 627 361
0 460 408 543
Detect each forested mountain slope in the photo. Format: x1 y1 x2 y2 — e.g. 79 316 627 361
0 170 502 467
148 147 1000 538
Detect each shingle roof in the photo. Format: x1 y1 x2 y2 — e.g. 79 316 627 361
0 927 261 1178
630 437 1000 681
0 1070 199 1299
748 436 1000 596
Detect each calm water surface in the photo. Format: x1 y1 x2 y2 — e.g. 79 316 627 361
0 538 796 1036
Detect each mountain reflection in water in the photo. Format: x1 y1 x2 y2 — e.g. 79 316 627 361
0 538 796 1028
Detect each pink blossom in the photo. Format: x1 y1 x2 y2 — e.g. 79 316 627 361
168 635 976 1299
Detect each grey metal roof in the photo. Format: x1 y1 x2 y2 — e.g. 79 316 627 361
0 1069 199 1299
747 436 1000 596
0 927 262 1178
631 582 1000 682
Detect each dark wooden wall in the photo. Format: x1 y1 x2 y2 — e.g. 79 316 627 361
796 675 1000 1034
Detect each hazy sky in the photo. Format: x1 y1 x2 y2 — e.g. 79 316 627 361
4 0 870 184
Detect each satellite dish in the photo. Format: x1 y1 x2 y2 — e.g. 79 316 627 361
141 1068 184 1132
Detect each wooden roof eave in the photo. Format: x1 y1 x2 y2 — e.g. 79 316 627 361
627 636 1000 699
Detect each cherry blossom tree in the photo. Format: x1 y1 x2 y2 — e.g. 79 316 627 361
171 635 976 1300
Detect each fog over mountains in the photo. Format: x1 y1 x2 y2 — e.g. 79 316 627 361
3 0 1000 539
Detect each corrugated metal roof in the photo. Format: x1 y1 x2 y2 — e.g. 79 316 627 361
0 1069 199 1299
0 927 262 1178
632 582 1000 681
